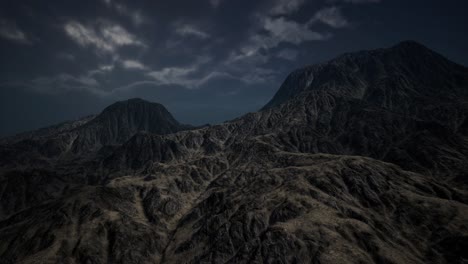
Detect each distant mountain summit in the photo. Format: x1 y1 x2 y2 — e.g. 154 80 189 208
90 98 184 136
71 98 187 152
0 98 192 167
263 40 468 110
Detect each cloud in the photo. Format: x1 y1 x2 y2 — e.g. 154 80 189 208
263 17 329 44
56 52 75 61
116 5 145 25
100 64 114 71
145 55 241 88
147 67 195 85
3 73 105 96
175 24 210 39
269 0 306 15
209 0 223 8
311 7 349 28
101 24 143 46
0 20 31 44
5 58 145 96
223 47 280 84
64 21 113 52
229 15 329 64
101 0 148 26
327 0 380 3
121 59 147 70
276 49 299 61
146 66 205 87
224 14 329 86
63 21 145 54
226 49 268 65
114 3 147 26
147 68 238 88
237 67 278 84
87 64 115 77
230 2 341 69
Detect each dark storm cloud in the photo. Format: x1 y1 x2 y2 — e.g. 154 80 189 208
1 0 468 136
1 0 338 95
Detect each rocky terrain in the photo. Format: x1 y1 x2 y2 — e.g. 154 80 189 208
0 41 468 264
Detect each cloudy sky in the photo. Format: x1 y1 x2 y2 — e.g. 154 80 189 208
1 0 467 136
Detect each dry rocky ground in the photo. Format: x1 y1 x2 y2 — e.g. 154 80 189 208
1 41 468 263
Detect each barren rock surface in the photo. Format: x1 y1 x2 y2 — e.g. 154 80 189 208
1 41 468 264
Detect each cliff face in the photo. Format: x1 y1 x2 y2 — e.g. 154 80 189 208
1 41 468 264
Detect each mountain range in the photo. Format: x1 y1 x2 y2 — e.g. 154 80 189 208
0 41 467 264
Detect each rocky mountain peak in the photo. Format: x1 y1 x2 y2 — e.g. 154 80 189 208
391 39 441 55
93 98 178 127
263 40 468 110
71 98 186 152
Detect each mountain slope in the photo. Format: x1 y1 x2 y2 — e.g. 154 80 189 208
263 41 468 114
1 41 468 264
0 98 191 218
2 151 467 264
70 98 189 153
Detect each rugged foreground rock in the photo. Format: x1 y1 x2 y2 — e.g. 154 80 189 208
1 41 468 263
